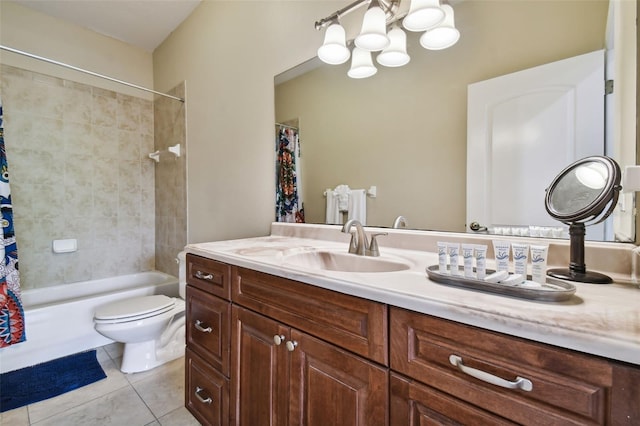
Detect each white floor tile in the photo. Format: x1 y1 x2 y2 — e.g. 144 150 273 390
27 356 130 423
130 357 185 418
1 405 30 426
32 386 155 426
9 346 198 426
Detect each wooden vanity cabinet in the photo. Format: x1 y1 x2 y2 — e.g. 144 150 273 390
390 307 640 425
231 267 389 426
185 254 232 426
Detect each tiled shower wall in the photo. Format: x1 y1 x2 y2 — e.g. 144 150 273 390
153 83 187 277
0 64 156 290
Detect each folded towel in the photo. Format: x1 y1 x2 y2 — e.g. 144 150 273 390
347 189 367 225
325 189 341 224
333 184 351 212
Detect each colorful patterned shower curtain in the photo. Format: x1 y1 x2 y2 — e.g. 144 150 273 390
0 97 26 347
276 126 305 223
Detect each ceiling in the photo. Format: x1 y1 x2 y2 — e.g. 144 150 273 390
12 0 202 52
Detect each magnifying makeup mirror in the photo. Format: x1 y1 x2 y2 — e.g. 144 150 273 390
544 156 622 284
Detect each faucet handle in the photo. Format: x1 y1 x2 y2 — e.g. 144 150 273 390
367 232 387 257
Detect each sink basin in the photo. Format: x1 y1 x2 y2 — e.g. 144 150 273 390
284 250 411 273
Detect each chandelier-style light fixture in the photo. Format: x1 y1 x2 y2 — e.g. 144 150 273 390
315 0 460 78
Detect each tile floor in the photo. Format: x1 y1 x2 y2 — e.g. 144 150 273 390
0 343 200 426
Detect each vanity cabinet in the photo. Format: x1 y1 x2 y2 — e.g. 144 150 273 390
390 307 640 425
185 255 232 426
185 253 640 426
231 266 389 426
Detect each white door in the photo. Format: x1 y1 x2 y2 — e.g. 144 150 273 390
467 50 605 240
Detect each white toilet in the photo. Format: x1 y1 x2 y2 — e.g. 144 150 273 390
94 253 187 373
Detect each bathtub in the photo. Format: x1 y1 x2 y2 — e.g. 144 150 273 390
0 271 179 373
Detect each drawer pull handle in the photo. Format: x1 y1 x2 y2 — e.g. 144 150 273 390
195 270 214 280
195 320 212 333
273 334 285 345
195 386 213 404
286 340 298 352
449 355 533 392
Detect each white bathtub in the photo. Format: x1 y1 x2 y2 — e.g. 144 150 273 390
0 271 179 373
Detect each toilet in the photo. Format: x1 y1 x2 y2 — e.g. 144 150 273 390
94 252 187 373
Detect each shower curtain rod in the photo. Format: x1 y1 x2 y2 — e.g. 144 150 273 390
276 122 299 130
0 45 184 102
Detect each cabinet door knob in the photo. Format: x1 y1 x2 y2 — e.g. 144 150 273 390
195 270 214 280
195 320 212 333
449 354 533 392
285 340 298 352
273 334 286 345
195 386 213 404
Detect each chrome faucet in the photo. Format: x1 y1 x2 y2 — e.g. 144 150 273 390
342 219 386 257
392 215 408 229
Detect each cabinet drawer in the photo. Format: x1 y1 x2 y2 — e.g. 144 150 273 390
186 286 231 375
232 266 388 365
391 373 513 425
187 254 231 300
390 307 612 425
186 348 229 426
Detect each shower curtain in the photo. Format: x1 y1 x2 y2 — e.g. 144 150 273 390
276 126 305 223
0 97 25 347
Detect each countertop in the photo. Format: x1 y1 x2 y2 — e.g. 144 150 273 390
186 225 640 366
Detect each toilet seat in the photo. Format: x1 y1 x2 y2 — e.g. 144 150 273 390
94 295 176 324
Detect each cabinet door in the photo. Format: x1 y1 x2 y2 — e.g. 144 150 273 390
231 306 290 426
186 286 231 375
289 329 388 426
186 348 229 426
390 373 514 425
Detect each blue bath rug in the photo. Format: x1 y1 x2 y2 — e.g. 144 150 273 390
0 349 106 412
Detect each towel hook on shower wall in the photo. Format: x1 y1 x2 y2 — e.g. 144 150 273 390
148 143 181 163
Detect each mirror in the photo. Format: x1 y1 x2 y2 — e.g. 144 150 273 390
545 156 622 283
274 0 637 242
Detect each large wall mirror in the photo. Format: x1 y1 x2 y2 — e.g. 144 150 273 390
275 0 637 243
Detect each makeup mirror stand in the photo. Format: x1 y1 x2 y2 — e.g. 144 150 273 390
547 223 613 284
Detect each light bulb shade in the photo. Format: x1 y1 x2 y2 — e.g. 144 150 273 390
403 0 445 32
419 4 460 50
317 23 351 64
376 27 410 67
348 47 378 79
354 5 390 51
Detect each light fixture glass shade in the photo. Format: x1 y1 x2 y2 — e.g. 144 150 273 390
376 26 410 67
354 3 390 51
419 4 460 50
402 0 445 32
348 47 378 79
317 23 351 64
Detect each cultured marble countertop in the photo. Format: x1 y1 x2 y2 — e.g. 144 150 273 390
186 228 640 366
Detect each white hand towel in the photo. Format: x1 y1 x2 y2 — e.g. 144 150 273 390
325 189 341 224
333 184 351 212
347 189 367 225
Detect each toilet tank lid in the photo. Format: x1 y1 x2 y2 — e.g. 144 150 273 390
95 295 175 320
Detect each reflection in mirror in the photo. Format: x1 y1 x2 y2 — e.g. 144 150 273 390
274 0 637 242
545 156 622 283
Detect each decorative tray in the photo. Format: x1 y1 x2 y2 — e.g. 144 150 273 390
425 265 576 302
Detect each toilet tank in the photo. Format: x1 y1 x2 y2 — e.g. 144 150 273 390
177 251 187 299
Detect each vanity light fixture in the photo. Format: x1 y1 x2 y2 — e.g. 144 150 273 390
316 0 459 79
317 21 351 64
419 4 460 50
348 47 379 78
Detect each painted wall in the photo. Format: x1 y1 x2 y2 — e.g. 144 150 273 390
0 1 154 99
